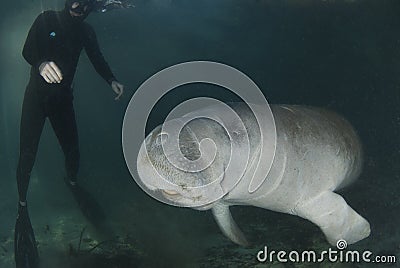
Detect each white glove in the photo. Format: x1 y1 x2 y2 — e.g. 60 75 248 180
39 61 63 84
111 80 124 100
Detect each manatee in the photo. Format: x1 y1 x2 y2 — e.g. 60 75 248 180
136 103 371 246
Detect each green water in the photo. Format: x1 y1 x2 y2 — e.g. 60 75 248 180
0 0 399 267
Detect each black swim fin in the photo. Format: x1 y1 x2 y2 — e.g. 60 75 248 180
14 204 39 268
65 178 106 226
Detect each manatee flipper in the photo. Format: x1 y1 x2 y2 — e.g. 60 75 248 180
14 204 39 268
295 191 370 245
211 202 249 246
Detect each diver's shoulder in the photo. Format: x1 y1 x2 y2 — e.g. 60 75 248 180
82 21 94 29
82 21 95 33
39 10 58 17
34 10 58 22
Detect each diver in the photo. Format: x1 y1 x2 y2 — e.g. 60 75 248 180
15 0 129 267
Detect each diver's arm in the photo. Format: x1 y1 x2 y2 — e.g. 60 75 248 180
84 24 124 99
83 24 117 85
22 13 47 69
22 12 63 83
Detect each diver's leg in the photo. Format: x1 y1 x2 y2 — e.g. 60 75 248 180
16 87 46 204
49 95 106 224
48 95 80 185
15 87 42 268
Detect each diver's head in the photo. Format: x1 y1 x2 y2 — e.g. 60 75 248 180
65 0 95 21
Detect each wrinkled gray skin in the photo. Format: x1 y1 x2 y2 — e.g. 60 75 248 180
137 103 371 246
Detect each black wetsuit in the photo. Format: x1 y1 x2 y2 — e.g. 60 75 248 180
17 9 116 202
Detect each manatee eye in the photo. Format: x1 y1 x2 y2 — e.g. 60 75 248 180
155 133 168 146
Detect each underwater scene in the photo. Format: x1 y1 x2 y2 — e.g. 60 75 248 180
0 0 399 267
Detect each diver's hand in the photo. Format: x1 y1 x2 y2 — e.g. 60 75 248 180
111 81 124 100
39 61 63 84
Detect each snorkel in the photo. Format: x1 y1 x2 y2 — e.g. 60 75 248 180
93 0 134 13
65 0 133 21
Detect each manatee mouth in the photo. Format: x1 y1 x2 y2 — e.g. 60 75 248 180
160 189 193 204
162 189 180 196
160 189 185 204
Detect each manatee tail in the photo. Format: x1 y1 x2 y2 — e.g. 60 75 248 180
295 191 371 246
211 202 249 246
14 204 39 268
